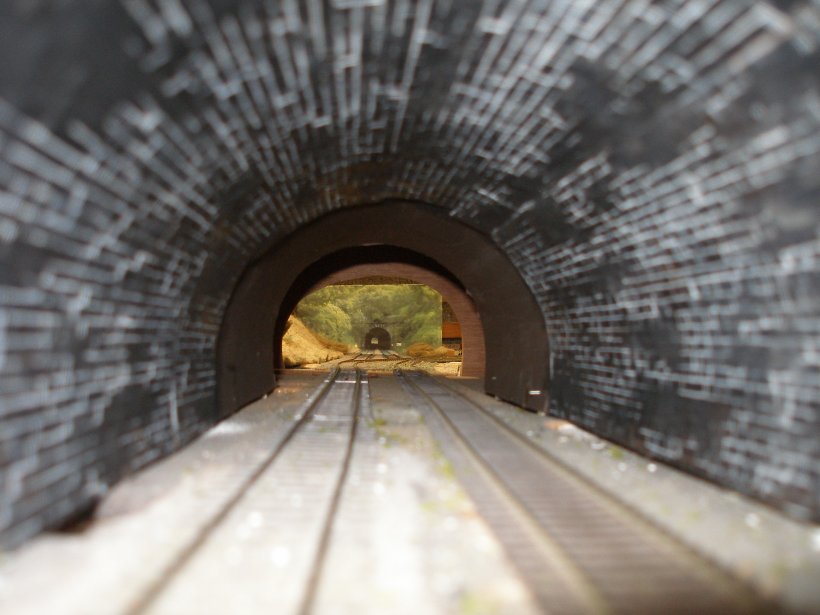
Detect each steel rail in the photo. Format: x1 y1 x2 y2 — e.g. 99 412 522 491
397 370 607 614
127 368 343 615
398 370 767 614
297 369 363 615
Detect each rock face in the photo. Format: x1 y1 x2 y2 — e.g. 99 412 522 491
282 317 344 367
0 1 818 547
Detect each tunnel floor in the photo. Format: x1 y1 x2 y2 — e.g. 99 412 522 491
1 372 817 614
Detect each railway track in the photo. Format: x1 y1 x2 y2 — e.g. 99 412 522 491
338 349 455 369
4 370 774 614
338 350 409 369
397 370 767 615
138 368 765 614
129 368 365 615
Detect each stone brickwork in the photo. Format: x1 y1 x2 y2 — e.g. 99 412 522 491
0 0 818 547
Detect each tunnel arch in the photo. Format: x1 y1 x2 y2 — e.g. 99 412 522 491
362 327 391 350
218 201 551 415
290 261 486 378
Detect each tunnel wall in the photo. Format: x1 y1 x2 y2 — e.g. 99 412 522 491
0 0 818 547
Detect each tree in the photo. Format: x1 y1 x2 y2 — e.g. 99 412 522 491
293 284 442 348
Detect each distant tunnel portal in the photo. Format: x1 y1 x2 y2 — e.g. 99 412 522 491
363 327 391 350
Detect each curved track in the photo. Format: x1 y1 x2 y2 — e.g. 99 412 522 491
337 351 409 370
397 370 767 615
337 349 457 371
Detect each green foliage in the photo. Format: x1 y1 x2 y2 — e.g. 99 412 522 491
294 284 442 347
294 300 352 343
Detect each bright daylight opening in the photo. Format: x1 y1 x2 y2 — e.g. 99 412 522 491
283 278 462 375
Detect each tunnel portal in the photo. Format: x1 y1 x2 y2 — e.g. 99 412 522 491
298 259 486 378
362 327 392 351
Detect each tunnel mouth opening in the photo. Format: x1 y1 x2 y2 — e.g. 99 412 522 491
279 250 467 376
362 327 391 350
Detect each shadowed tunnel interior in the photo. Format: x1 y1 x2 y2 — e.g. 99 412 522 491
0 0 818 550
362 328 391 350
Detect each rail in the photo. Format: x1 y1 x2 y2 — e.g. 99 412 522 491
128 368 364 615
397 370 767 614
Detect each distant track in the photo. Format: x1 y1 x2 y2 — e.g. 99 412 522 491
337 349 457 370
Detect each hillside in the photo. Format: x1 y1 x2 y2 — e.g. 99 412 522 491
282 316 347 367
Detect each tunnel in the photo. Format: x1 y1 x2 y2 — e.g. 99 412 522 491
222 218 543 414
304 257 487 377
362 327 392 351
0 0 818 590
